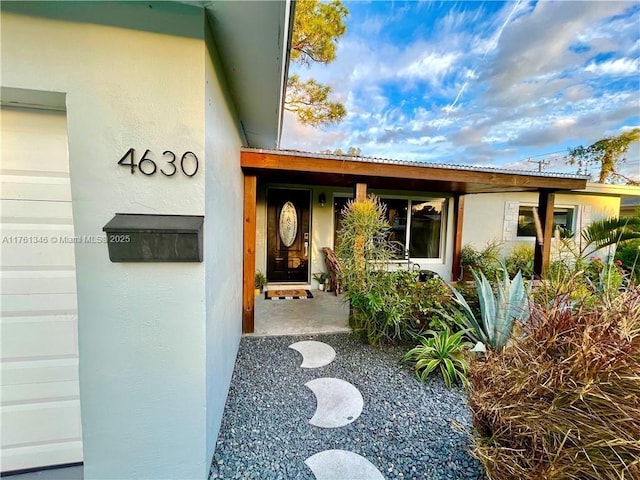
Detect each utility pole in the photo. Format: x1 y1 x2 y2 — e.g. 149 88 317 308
528 158 550 172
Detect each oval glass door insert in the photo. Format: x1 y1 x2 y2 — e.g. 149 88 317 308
279 201 298 247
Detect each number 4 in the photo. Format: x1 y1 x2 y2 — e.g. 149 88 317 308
118 148 137 174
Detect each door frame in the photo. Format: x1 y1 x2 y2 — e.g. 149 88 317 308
265 186 312 284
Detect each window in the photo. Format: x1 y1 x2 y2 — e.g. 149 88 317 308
332 195 447 259
380 197 446 259
517 205 574 237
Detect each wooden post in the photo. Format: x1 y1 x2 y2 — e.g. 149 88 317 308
354 183 367 202
533 189 555 279
242 175 257 334
451 195 465 281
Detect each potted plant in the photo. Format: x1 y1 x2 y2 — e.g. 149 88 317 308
312 272 330 291
255 271 267 295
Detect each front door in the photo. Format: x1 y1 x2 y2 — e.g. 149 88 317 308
267 188 310 283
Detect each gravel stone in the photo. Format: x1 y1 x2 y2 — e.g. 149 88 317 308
209 333 485 480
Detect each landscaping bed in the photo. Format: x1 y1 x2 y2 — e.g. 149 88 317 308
210 333 485 480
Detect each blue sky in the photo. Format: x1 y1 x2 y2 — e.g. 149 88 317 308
280 0 640 181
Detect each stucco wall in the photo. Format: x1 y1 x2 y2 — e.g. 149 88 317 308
1 6 238 478
462 192 622 257
203 23 244 459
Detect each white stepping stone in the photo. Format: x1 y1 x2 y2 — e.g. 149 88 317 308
305 377 363 428
305 449 385 480
289 340 336 368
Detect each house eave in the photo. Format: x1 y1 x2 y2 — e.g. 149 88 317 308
241 148 589 194
572 182 640 198
204 1 293 149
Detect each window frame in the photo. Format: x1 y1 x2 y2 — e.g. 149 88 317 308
515 203 576 240
371 195 449 263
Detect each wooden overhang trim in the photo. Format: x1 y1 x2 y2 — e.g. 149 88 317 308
241 150 588 192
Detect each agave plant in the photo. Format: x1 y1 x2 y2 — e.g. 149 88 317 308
445 268 531 351
403 328 473 388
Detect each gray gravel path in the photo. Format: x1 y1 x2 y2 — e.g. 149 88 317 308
210 333 484 480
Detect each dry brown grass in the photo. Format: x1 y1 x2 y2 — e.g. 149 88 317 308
467 286 640 480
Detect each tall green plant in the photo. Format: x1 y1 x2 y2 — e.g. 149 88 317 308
335 195 394 294
443 269 530 350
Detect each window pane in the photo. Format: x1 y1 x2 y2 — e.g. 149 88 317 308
409 200 444 258
517 205 574 237
517 206 536 237
333 196 351 248
380 198 408 259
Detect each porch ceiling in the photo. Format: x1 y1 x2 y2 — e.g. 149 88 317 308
241 149 589 194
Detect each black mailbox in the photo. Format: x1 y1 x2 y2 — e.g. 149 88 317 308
103 214 204 262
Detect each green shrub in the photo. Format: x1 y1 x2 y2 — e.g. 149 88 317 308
403 329 473 388
467 286 640 480
346 267 451 345
615 239 640 284
504 243 534 278
460 240 502 281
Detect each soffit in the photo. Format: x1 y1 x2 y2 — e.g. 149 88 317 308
203 1 292 148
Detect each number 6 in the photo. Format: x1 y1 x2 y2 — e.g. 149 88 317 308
139 149 157 176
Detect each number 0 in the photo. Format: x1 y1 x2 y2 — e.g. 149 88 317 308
180 152 198 177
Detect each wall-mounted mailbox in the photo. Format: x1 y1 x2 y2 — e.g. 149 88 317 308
103 214 204 262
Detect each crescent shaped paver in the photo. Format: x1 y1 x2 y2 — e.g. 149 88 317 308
305 449 385 480
305 377 363 428
289 340 336 368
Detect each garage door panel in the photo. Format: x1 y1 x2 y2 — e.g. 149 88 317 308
1 228 77 267
1 270 77 295
1 401 82 447
1 293 78 316
2 197 72 217
0 179 73 202
1 359 79 386
1 108 68 172
1 106 82 471
2 380 79 405
0 442 83 473
1 315 78 358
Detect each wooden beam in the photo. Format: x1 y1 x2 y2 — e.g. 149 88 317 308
533 190 555 278
241 150 587 191
242 175 257 334
451 195 465 281
354 183 367 202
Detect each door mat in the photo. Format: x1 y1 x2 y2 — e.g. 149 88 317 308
265 289 313 300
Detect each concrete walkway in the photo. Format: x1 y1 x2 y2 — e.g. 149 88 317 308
292 339 383 479
253 290 350 336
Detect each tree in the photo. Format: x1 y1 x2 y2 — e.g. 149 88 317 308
321 146 362 156
285 0 348 127
567 128 640 184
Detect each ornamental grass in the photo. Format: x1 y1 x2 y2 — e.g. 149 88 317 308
467 286 640 480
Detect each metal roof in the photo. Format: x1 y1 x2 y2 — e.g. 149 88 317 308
245 148 590 181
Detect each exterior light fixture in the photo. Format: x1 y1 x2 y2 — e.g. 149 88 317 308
318 192 326 207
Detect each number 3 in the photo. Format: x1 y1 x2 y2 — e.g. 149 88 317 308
161 151 177 176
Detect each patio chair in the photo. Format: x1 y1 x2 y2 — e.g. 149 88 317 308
321 247 343 295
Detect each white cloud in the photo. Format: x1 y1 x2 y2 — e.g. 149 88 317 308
400 52 459 83
585 58 639 76
281 1 639 174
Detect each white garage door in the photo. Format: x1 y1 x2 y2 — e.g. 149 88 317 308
1 107 83 472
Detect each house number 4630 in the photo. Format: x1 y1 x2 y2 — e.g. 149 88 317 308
117 148 199 177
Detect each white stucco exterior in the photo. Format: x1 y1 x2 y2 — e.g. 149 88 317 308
1 5 248 478
462 191 623 257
